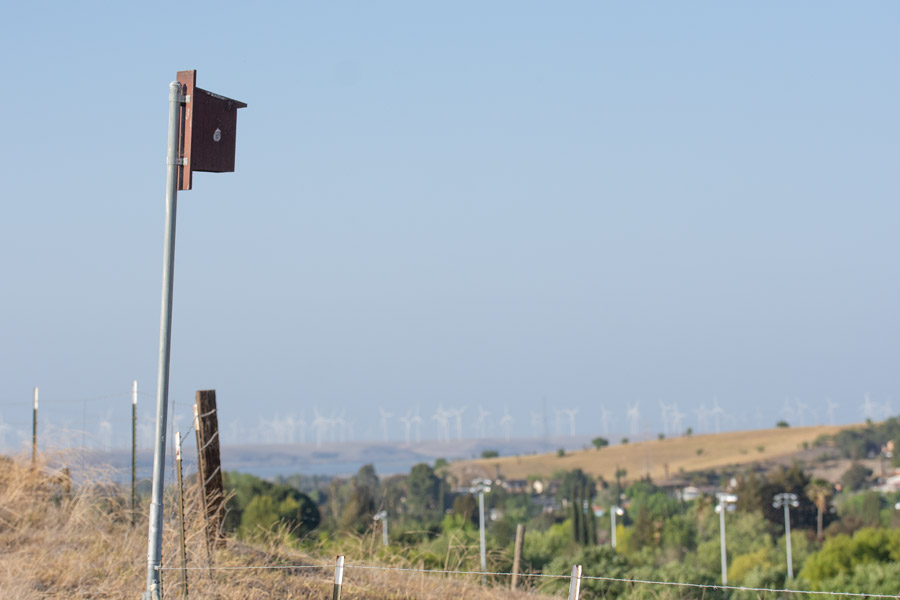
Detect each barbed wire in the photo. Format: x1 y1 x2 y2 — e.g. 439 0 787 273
155 561 900 598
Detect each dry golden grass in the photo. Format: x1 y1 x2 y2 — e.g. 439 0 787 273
0 452 554 599
449 424 849 484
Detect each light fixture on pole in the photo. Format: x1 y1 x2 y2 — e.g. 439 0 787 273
610 506 625 550
373 510 388 547
715 492 738 586
773 492 800 579
469 477 492 582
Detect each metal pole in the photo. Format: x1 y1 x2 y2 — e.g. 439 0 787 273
611 510 617 549
332 555 345 600
382 516 388 547
479 490 487 582
719 501 728 586
567 564 583 600
132 380 138 526
784 502 793 579
32 387 38 466
145 80 183 599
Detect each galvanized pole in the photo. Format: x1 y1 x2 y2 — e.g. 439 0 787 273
784 501 793 579
145 80 183 600
32 387 38 466
381 516 388 547
478 490 487 582
567 564 583 600
719 500 728 586
611 510 617 549
132 380 138 526
332 555 345 600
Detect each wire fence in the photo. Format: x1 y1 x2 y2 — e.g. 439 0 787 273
155 560 900 599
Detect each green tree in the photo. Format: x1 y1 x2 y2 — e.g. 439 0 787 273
560 469 598 545
406 463 442 523
338 464 380 532
841 462 872 491
451 493 478 524
592 437 609 450
805 478 834 539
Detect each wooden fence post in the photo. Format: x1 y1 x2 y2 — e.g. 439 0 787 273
175 432 188 599
567 564 582 600
32 387 38 466
511 523 525 589
194 390 225 552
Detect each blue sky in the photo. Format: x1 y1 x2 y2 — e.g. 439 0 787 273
1 2 898 448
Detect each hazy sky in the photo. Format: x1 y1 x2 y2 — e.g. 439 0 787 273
1 3 898 449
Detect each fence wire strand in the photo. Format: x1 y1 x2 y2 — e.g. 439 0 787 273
157 561 900 598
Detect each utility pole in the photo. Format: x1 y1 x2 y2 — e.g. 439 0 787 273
773 492 800 579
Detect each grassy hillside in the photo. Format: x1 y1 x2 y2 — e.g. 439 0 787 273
0 454 551 599
448 424 849 484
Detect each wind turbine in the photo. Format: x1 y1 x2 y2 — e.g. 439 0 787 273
530 410 542 437
794 399 809 427
658 401 671 437
626 402 640 436
563 408 579 437
378 407 392 442
312 409 328 448
411 407 423 443
599 405 611 436
499 408 514 441
694 404 709 432
474 406 491 439
295 414 307 444
432 405 450 442
448 407 466 440
862 393 876 421
825 398 838 426
399 412 412 445
781 398 796 425
331 408 347 442
670 404 685 435
710 398 724 434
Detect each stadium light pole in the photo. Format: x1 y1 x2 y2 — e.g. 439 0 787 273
470 478 492 582
715 492 738 586
610 506 625 550
773 492 800 579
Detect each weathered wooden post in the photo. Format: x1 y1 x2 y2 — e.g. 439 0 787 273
511 523 525 589
32 387 38 466
175 432 188 599
194 390 225 550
